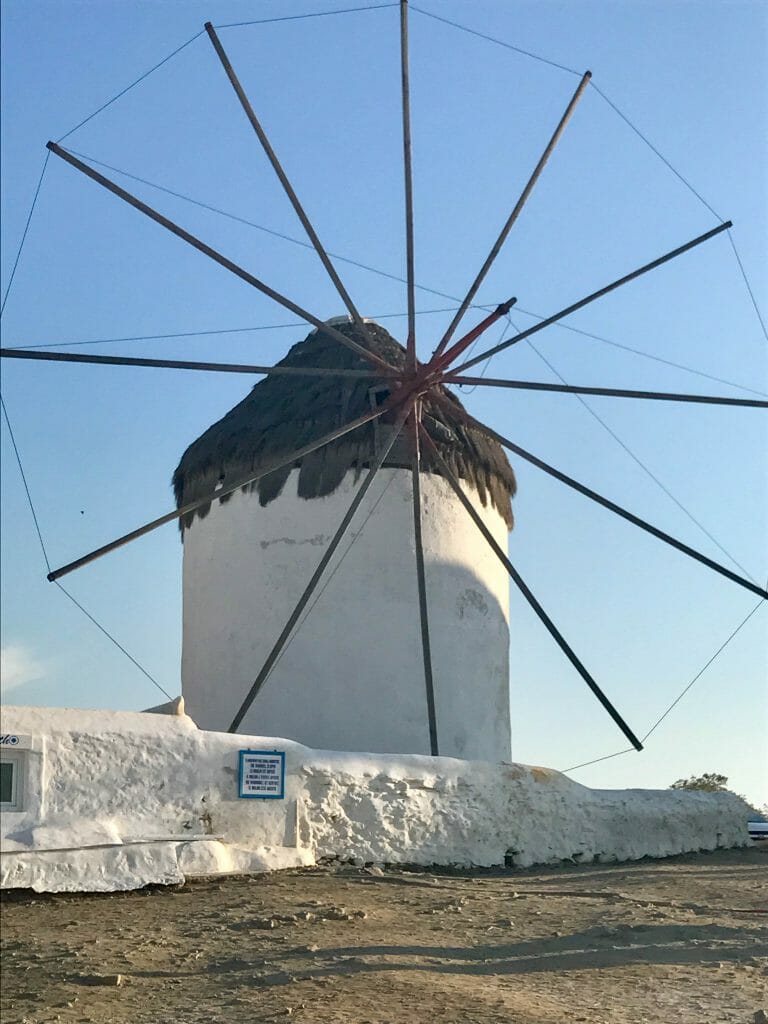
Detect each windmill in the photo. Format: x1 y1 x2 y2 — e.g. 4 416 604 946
1 4 765 762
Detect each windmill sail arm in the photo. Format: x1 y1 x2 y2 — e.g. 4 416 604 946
204 22 380 358
0 347 398 379
452 220 732 374
409 403 439 755
45 143 395 374
419 423 644 752
443 373 768 408
399 0 417 370
434 393 768 601
46 403 392 584
431 69 592 361
227 401 413 733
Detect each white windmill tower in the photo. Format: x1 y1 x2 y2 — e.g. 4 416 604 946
173 317 517 759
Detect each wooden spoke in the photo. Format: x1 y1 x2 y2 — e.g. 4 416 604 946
452 221 732 374
46 403 394 583
419 423 644 752
444 372 768 408
46 143 395 373
431 70 592 361
429 297 516 374
400 0 417 370
0 347 399 379
228 402 413 733
204 23 379 355
433 393 768 601
409 403 439 754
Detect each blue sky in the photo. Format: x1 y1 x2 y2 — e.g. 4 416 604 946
1 1 766 804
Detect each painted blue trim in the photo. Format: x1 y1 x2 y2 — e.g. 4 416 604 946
238 749 286 799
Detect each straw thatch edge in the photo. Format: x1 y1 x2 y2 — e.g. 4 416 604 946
173 321 516 533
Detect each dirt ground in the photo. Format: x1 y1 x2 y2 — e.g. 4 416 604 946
1 847 766 1024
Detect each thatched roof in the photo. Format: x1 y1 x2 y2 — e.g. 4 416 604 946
173 320 516 532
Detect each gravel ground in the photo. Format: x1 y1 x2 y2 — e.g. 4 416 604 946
1 846 766 1023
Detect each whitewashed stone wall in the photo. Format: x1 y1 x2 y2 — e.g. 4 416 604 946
0 705 752 893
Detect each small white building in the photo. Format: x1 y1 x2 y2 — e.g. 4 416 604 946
174 320 517 759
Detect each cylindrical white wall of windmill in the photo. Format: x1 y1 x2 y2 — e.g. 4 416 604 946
181 467 511 762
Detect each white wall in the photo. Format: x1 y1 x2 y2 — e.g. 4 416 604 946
0 706 752 893
182 467 512 762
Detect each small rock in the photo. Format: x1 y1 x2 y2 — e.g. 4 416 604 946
365 866 384 877
324 907 349 920
323 906 366 921
754 1011 768 1024
74 973 125 987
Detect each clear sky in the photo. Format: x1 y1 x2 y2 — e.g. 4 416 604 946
1 1 766 805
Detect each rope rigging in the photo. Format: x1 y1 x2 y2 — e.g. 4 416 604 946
0 396 172 700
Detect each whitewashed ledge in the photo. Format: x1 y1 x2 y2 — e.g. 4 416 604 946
0 705 752 893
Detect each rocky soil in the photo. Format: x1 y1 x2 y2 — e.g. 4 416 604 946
1 846 766 1023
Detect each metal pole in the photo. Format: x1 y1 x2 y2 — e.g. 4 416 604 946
452 221 732 374
433 393 768 601
46 403 393 583
46 143 394 374
228 402 412 733
204 23 378 354
418 424 644 752
429 297 516 374
0 347 398 380
431 70 592 360
400 0 417 370
443 372 768 408
409 403 439 755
